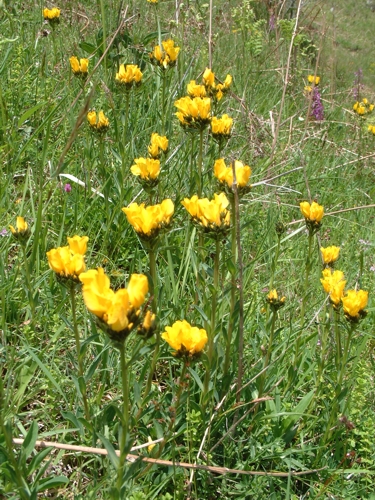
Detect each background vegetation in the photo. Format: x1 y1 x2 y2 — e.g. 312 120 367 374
1 0 375 498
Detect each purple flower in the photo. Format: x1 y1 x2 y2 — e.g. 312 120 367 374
64 183 72 193
269 13 276 31
0 228 8 237
310 88 324 121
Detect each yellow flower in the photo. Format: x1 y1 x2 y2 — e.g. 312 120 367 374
353 99 374 116
266 289 286 310
69 56 89 76
210 114 233 139
174 96 211 130
213 159 251 189
148 133 168 159
342 289 368 321
122 199 174 239
320 269 346 306
87 110 109 133
187 80 207 98
138 310 156 338
215 74 232 101
147 0 158 3
150 39 180 69
307 74 320 85
9 216 28 236
300 201 324 222
147 436 156 453
46 246 86 279
43 7 60 20
320 246 340 266
67 235 89 255
127 274 149 309
130 158 160 181
115 64 143 88
368 124 375 135
162 319 208 358
79 268 149 340
203 68 215 89
181 193 230 235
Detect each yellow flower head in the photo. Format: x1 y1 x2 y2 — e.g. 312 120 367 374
162 320 208 358
174 96 211 130
203 68 215 89
148 133 168 159
307 74 320 85
150 39 180 69
122 199 174 240
342 289 368 322
181 193 230 236
147 0 158 3
130 157 160 182
214 159 251 189
9 216 30 243
320 246 340 266
115 64 143 88
138 310 157 339
353 99 374 116
69 56 89 76
368 124 375 135
43 7 60 21
47 235 89 282
320 269 346 307
210 114 233 139
266 289 286 311
300 201 324 233
79 268 149 341
215 74 232 101
187 80 207 98
87 110 109 133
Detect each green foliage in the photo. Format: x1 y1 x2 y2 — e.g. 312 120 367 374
1 0 375 498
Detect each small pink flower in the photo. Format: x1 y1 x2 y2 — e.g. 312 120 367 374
64 183 72 193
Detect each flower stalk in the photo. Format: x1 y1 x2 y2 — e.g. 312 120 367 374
70 287 90 421
116 340 130 495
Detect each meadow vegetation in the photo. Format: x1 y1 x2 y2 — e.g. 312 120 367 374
1 0 375 498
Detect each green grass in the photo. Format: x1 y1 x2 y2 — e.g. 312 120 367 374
1 0 375 498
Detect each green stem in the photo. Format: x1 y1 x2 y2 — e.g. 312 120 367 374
258 310 277 398
116 341 130 495
197 129 204 197
98 0 107 74
149 246 157 313
224 196 236 378
294 230 314 367
21 244 35 319
161 71 167 135
334 309 341 370
70 287 90 421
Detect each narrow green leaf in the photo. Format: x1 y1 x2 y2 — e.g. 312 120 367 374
98 433 119 469
22 421 38 460
18 102 46 128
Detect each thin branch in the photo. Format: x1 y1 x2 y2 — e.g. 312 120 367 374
12 438 325 477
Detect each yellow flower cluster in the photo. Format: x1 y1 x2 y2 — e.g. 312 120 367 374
162 320 208 358
87 110 109 133
320 246 340 266
342 290 368 321
148 133 168 159
79 268 149 340
130 157 160 182
320 269 346 307
46 235 88 282
69 56 89 77
181 193 230 235
9 216 29 239
122 199 174 239
266 289 286 311
353 98 374 116
147 0 158 3
115 64 143 89
214 159 251 189
203 68 232 101
368 124 375 135
174 96 211 129
43 7 60 21
149 39 180 70
211 114 233 139
300 201 324 233
307 74 320 85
